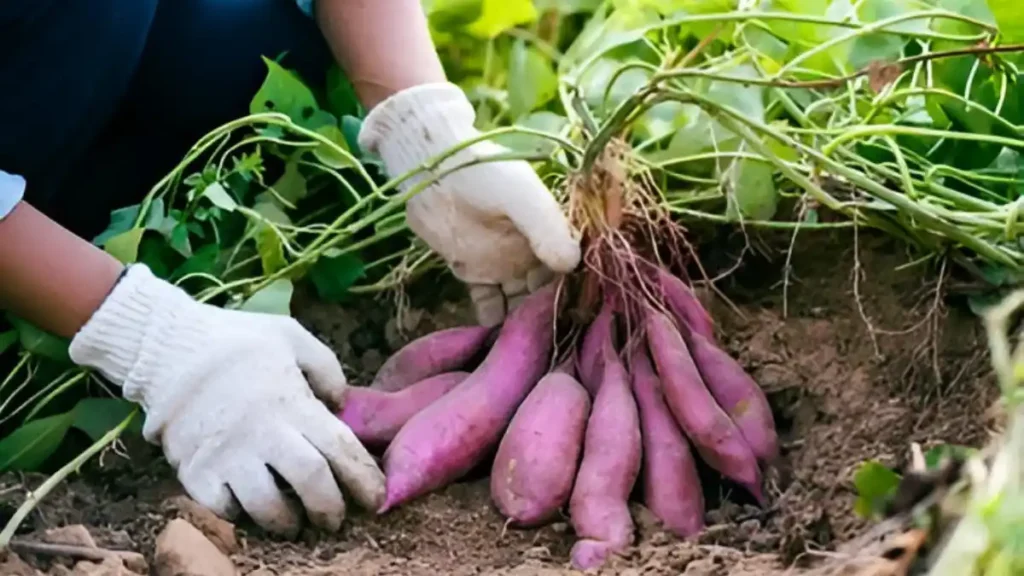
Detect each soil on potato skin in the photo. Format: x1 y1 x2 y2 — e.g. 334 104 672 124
0 228 1000 575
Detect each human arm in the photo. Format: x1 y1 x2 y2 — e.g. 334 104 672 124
0 196 124 339
0 171 384 537
301 0 582 326
313 0 447 108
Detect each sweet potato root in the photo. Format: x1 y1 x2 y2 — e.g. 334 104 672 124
630 347 704 538
657 267 715 342
576 300 615 395
569 341 642 570
686 330 778 463
379 284 557 512
371 325 492 392
646 310 764 504
490 372 591 527
338 371 469 448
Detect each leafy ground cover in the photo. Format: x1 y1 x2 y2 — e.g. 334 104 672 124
4 0 1024 573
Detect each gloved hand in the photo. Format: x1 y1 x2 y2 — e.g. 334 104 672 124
68 265 385 537
358 82 581 327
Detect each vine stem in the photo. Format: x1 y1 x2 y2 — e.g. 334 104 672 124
0 410 138 548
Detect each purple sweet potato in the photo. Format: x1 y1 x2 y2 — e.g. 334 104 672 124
371 325 492 392
569 342 642 570
338 371 469 448
576 300 615 395
685 330 778 463
645 310 764 504
379 284 557 512
656 268 715 342
630 348 705 538
490 372 591 527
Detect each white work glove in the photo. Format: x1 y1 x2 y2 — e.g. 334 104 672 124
358 82 581 326
68 265 385 537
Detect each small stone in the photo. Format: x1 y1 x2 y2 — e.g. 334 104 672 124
247 570 276 576
549 522 569 534
43 525 97 548
154 519 237 576
114 552 148 574
738 519 761 537
70 556 141 576
523 546 551 560
167 496 240 554
100 530 134 551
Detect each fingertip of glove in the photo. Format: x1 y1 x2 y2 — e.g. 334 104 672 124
468 285 506 327
533 234 582 275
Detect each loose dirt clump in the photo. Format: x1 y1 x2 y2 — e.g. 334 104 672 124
0 228 999 575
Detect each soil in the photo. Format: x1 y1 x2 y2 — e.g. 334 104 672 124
0 228 1001 575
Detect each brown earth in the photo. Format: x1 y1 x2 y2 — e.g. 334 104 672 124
0 228 1001 575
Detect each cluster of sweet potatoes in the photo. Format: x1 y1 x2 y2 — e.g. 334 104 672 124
336 261 778 570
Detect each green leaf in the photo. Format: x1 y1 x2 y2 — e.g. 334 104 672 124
310 252 366 302
465 0 538 38
341 115 365 156
240 279 294 315
256 225 287 275
852 460 901 518
171 244 222 281
507 40 559 118
6 314 71 363
325 65 361 118
0 330 17 355
251 198 291 275
104 228 146 264
579 57 650 111
494 111 568 154
270 161 309 204
425 0 485 28
635 101 694 142
725 155 778 221
987 0 1024 42
312 124 356 169
203 182 238 212
0 412 75 472
71 398 138 442
168 223 193 259
923 444 976 469
137 235 179 280
300 108 338 132
92 199 166 246
535 0 601 13
249 56 320 124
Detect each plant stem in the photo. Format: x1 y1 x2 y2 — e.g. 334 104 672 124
0 409 138 548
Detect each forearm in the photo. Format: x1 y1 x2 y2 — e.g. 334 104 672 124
314 0 447 109
0 202 124 339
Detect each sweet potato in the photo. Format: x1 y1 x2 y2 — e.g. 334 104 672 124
686 331 778 463
657 268 715 342
371 325 492 392
569 342 642 570
630 347 705 538
338 372 469 448
646 310 764 504
379 284 557 512
576 300 615 395
490 372 591 527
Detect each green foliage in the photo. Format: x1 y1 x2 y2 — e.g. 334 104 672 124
853 460 902 519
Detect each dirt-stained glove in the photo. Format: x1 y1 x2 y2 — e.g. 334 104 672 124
68 265 385 537
358 82 581 327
